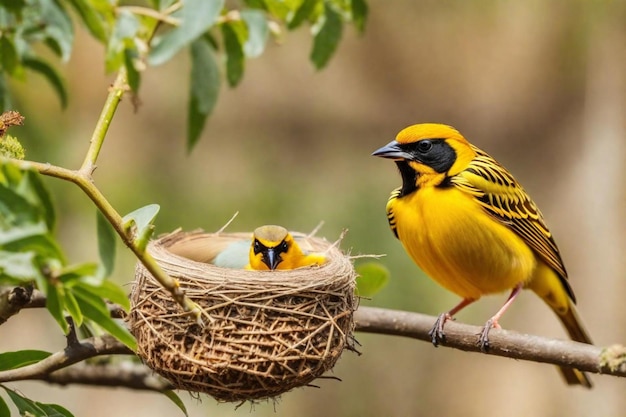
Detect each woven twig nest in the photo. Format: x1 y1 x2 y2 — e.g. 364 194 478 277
128 229 357 402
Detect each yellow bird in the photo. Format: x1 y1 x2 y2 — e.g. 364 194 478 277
373 123 593 388
247 225 326 270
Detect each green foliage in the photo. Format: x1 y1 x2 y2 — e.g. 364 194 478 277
0 350 51 371
310 2 344 70
0 0 367 149
1 386 75 417
356 262 390 297
0 161 134 346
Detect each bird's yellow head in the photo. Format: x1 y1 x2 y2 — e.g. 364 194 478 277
372 123 476 191
249 225 297 271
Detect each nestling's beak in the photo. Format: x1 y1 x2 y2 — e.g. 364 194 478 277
372 140 411 160
262 248 281 270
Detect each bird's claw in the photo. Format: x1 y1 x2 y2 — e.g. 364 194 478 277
478 318 495 352
429 313 450 347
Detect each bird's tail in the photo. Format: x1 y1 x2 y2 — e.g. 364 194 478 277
528 264 594 388
553 301 593 388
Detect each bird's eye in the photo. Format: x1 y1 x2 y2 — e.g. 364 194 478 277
417 140 433 153
280 241 289 253
253 241 261 254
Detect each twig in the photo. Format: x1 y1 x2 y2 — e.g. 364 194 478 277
354 306 626 378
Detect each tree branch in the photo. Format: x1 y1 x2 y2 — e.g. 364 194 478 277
42 365 173 392
0 335 132 383
1 306 624 392
354 306 626 378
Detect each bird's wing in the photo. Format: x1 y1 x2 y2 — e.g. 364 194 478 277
450 145 573 298
212 239 251 269
385 187 402 239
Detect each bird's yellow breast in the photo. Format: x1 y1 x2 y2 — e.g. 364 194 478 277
389 186 537 299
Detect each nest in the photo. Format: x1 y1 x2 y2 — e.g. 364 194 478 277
127 229 357 402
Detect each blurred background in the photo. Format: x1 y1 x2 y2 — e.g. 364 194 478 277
2 0 625 416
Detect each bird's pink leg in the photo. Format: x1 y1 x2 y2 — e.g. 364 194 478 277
478 283 524 351
429 297 477 346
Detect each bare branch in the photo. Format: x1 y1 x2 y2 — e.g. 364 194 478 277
0 335 133 383
42 365 173 392
354 306 626 378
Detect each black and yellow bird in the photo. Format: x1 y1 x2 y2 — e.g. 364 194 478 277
247 225 326 271
373 123 593 388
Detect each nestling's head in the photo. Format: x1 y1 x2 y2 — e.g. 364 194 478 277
249 225 293 270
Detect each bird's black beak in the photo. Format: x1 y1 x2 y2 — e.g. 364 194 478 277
262 248 281 270
372 140 411 160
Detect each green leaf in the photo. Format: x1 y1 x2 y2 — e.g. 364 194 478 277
23 57 67 109
162 391 188 417
350 0 368 32
45 281 69 333
96 211 116 279
20 169 56 231
76 279 129 311
288 0 318 30
124 49 141 92
39 0 74 61
105 10 140 73
187 38 220 151
263 0 291 19
0 395 9 417
0 231 65 265
0 180 39 226
221 22 245 87
5 389 45 416
36 403 75 417
0 36 20 75
355 262 390 297
0 350 51 371
148 0 224 66
65 0 107 43
3 388 76 417
58 263 99 286
0 251 40 283
122 204 160 251
310 2 343 70
73 287 136 350
241 10 269 58
64 290 83 327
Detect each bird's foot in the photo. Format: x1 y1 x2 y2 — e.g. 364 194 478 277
429 313 452 347
477 318 500 352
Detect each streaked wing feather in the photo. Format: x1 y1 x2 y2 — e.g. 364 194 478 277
386 187 402 239
451 145 573 299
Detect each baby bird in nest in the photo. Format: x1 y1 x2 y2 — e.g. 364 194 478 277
212 225 326 270
248 225 326 270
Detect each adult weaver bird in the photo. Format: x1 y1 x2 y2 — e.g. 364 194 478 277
372 123 593 388
212 225 326 270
